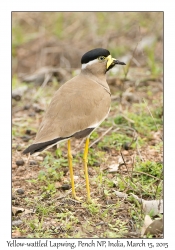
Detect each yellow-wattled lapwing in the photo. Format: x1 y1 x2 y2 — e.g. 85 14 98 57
23 48 125 202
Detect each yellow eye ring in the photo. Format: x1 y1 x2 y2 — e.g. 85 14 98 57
98 56 106 61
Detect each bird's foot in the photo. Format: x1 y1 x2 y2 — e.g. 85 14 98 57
72 194 82 202
86 196 92 203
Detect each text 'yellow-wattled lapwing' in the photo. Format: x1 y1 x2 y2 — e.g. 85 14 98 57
23 48 125 202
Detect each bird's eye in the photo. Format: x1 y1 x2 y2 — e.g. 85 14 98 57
98 56 105 61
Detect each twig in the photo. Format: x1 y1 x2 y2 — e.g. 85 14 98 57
12 177 38 182
121 114 135 124
89 126 113 148
51 190 73 202
136 137 144 161
77 138 86 150
120 151 130 176
128 170 160 181
95 222 107 226
130 154 135 180
154 169 163 199
51 184 81 203
64 197 82 204
123 38 140 79
143 98 159 131
33 72 52 100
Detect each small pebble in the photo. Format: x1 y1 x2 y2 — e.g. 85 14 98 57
12 220 23 226
16 144 22 151
17 188 24 194
93 162 100 167
122 142 130 151
25 129 31 135
16 160 24 166
25 129 36 136
21 135 31 142
106 199 116 205
88 170 93 176
63 167 69 176
101 146 110 152
13 95 21 101
23 105 30 110
29 160 37 166
29 112 35 117
33 104 44 113
61 184 70 190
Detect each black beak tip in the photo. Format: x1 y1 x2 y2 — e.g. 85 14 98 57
114 60 126 65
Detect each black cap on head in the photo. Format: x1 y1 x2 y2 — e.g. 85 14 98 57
81 48 110 64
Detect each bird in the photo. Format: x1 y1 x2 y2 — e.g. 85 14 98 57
23 48 126 202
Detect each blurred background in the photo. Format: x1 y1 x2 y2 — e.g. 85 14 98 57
12 12 163 81
12 12 163 239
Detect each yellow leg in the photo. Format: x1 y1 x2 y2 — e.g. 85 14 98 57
83 138 91 202
68 139 79 200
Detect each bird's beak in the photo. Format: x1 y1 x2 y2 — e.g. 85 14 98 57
106 55 126 69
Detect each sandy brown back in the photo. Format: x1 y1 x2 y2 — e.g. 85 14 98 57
34 73 111 143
